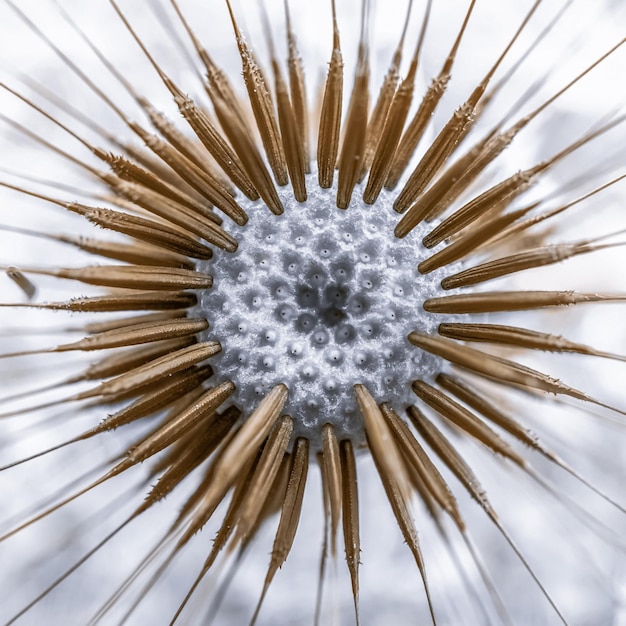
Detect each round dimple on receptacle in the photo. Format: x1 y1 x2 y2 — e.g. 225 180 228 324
276 304 296 322
306 265 327 287
197 181 448 448
359 240 378 261
283 253 301 274
300 363 318 380
360 321 381 338
360 271 380 290
296 287 319 308
332 259 353 282
317 236 336 259
323 378 339 393
382 346 397 360
297 313 316 331
263 329 277 344
312 329 330 346
347 295 369 315
289 342 304 357
353 351 370 367
246 290 263 308
385 308 398 322
322 307 345 326
272 282 290 299
323 285 348 307
261 355 275 371
335 323 356 344
325 347 343 364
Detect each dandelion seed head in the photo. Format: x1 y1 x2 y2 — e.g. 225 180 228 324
199 175 449 446
1 0 626 624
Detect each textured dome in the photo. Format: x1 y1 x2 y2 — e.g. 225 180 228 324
199 178 451 445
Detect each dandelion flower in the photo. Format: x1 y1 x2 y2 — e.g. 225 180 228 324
1 0 626 624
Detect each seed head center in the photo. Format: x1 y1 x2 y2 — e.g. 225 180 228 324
199 179 444 448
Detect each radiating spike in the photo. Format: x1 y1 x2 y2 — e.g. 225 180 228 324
224 0 288 186
420 115 625 248
489 172 626 248
68 237 200 268
168 454 260 625
418 205 532 274
102 2 259 201
77 337 196 383
410 409 568 624
423 291 626 314
395 127 506 228
317 0 343 189
91 367 213 438
177 384 289 546
315 451 331 626
6 267 36 299
168 0 253 132
393 0 543 218
149 406 240 486
284 0 309 171
0 318 208 359
411 380 525 465
0 290 197 312
442 239 626 289
408 332 626 417
234 415 293 543
355 385 437 624
251 437 309 625
436 372 626 514
438 323 626 362
72 201 220 257
321 422 343 555
398 39 626 235
128 122 248 225
212 93 286 215
363 0 432 204
380 403 463 529
260 3 307 201
60 318 207 354
110 381 235 474
340 438 361 626
386 0 477 190
8 264 213 291
336 0 370 209
77 342 221 401
142 102 230 190
169 85 259 200
359 0 413 181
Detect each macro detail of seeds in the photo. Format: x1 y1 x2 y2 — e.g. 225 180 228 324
1 0 625 624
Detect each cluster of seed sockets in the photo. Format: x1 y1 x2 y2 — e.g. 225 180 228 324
199 182 446 446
